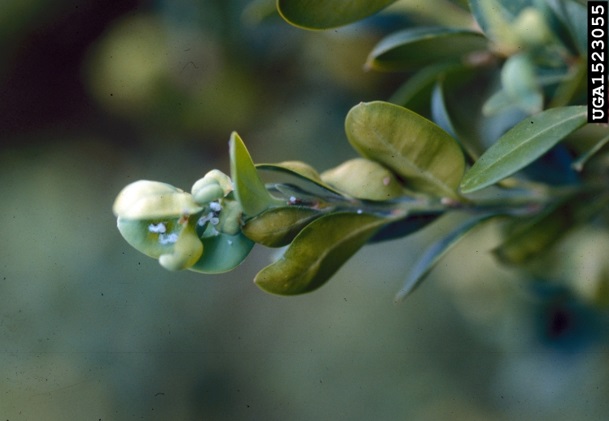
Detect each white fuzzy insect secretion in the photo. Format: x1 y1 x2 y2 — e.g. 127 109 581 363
209 201 222 212
148 223 167 234
158 232 179 245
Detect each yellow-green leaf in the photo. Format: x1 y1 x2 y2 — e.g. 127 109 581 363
345 101 465 199
254 212 387 295
229 132 281 216
242 206 322 247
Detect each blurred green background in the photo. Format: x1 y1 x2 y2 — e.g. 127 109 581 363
1 0 609 419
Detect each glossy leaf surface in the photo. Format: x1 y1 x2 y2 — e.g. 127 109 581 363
346 101 465 199
257 161 340 194
276 0 398 30
229 132 280 216
366 27 487 71
460 106 587 193
242 206 322 247
190 232 254 274
369 213 440 243
254 212 388 295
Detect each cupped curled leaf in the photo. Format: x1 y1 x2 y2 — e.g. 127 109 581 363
254 212 388 295
276 0 398 30
460 106 587 193
346 101 465 199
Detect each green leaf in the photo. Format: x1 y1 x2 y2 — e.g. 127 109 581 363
117 216 204 271
276 0 398 30
257 161 340 194
389 62 461 109
501 53 543 114
190 232 254 274
117 217 188 260
544 0 587 55
460 106 587 193
431 80 458 140
345 101 465 199
572 133 609 172
431 69 490 162
242 0 278 26
254 212 388 295
468 0 532 38
395 213 497 301
369 213 440 243
494 194 609 265
366 27 487 71
242 206 322 247
482 89 515 116
493 204 572 265
229 131 280 216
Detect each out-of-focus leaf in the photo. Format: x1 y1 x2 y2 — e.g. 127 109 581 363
242 0 278 25
544 0 587 55
501 53 543 114
366 27 487 71
276 0 398 30
460 106 587 193
434 67 495 160
572 134 609 172
230 132 281 216
468 0 532 38
548 59 586 108
431 80 458 140
242 206 322 247
482 89 515 116
254 212 388 295
395 213 498 301
493 201 575 265
190 232 254 274
346 101 465 199
389 63 460 109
